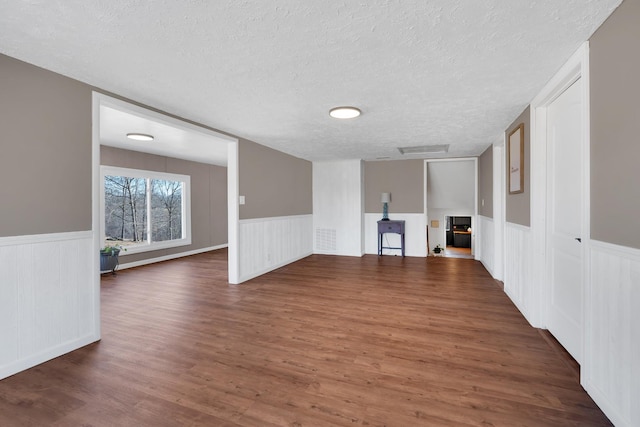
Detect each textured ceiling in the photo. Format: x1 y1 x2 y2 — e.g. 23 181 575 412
0 0 622 162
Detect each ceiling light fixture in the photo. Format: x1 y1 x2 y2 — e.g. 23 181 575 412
126 133 154 141
398 144 449 155
329 106 361 119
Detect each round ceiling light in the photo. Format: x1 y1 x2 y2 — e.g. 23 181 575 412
329 106 361 119
126 133 154 141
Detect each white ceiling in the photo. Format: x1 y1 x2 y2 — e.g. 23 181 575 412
0 0 622 163
100 105 230 166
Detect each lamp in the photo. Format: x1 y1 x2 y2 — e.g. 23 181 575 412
381 192 391 221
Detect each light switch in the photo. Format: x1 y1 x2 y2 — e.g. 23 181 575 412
239 195 245 205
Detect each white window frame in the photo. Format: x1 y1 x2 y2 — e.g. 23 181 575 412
100 165 192 254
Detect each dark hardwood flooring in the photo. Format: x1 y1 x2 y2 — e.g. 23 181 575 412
0 250 611 426
442 246 473 259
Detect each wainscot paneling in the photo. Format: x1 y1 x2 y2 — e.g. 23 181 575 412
584 240 640 427
364 213 427 257
0 231 98 380
504 222 535 325
238 214 313 283
478 215 495 277
313 160 364 257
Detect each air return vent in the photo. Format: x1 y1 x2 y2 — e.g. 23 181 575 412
398 144 449 155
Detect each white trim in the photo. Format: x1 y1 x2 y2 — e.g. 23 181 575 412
582 385 629 427
101 165 191 182
1 334 97 380
504 221 531 232
530 42 590 331
424 157 478 255
493 144 505 282
227 141 240 284
589 239 640 261
0 230 92 246
238 252 312 283
91 92 102 340
95 94 237 144
239 214 313 224
117 244 228 271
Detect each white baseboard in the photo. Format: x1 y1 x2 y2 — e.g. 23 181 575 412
238 251 312 284
1 333 98 380
117 244 228 271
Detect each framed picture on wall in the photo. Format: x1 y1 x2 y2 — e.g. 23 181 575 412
508 123 524 194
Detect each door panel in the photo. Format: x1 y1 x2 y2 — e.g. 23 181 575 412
547 78 583 363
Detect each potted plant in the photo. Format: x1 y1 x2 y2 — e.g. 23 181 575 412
100 245 125 274
432 244 444 255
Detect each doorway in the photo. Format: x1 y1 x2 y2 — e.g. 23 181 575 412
444 215 473 258
529 43 589 365
545 77 584 363
424 159 477 258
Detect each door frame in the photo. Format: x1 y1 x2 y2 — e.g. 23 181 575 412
529 43 590 366
424 158 478 257
91 93 240 284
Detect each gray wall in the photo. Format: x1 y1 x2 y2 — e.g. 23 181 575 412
505 106 531 226
238 139 312 220
426 160 475 211
101 146 227 263
590 0 640 249
364 160 424 214
478 145 493 218
0 54 92 237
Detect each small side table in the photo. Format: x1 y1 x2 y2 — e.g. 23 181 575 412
377 220 405 256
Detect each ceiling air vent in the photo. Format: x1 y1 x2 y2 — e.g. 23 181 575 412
398 144 449 155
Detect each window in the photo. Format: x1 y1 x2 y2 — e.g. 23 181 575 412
101 166 191 253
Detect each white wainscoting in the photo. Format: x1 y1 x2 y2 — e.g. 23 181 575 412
313 160 364 257
238 214 313 283
583 240 640 427
0 231 98 380
477 216 495 276
364 213 427 257
503 222 537 326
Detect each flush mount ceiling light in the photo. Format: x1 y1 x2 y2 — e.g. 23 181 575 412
126 133 154 141
329 106 361 119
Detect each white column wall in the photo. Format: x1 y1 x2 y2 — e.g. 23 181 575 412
313 160 364 257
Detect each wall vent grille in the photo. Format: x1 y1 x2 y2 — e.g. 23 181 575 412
315 228 337 252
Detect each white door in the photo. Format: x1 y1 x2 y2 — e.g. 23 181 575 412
546 78 584 363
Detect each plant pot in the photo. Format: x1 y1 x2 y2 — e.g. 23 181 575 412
100 249 120 274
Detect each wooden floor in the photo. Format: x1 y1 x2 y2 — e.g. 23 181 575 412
0 250 611 426
443 246 473 259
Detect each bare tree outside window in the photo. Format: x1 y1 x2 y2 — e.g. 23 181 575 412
151 179 183 242
103 174 184 248
104 176 147 247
